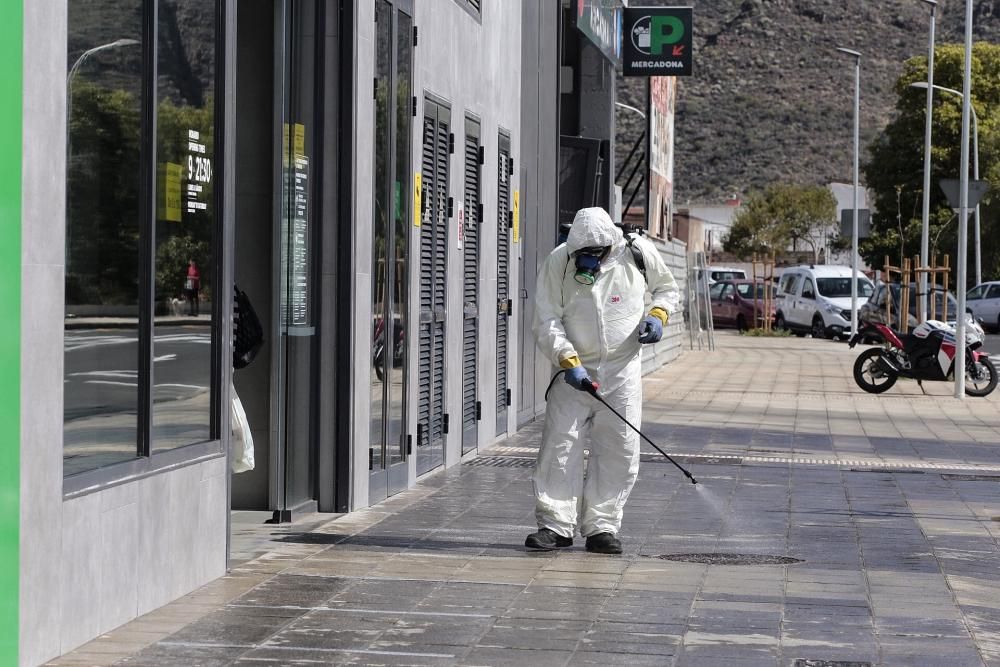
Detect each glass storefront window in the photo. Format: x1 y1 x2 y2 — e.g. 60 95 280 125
370 0 412 499
64 0 220 478
64 0 144 476
370 0 392 472
389 10 412 468
152 0 216 451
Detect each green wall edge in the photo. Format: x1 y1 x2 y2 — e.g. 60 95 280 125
0 0 22 662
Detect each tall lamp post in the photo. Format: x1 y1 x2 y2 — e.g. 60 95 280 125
67 39 140 121
955 0 974 399
910 81 981 290
66 38 140 268
919 0 937 322
837 47 862 337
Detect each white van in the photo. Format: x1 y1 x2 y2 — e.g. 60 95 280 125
775 265 874 339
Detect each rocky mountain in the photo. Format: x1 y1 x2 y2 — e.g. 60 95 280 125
617 0 1000 204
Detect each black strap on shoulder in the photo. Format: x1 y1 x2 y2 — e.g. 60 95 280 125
624 232 647 282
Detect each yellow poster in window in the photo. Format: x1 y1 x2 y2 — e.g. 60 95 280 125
414 173 422 227
512 190 520 243
282 123 289 167
293 123 306 160
158 162 183 222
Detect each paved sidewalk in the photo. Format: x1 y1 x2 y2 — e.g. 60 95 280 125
53 333 1000 666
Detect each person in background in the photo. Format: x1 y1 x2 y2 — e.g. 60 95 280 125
184 259 201 316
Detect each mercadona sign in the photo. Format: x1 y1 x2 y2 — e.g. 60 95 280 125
622 7 693 77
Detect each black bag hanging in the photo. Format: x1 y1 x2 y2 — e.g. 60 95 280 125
233 284 264 370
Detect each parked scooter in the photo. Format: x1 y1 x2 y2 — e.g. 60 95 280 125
848 316 997 397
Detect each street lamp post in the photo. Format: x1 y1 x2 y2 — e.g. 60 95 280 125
920 0 937 323
837 47 862 337
66 38 140 269
912 81 982 294
67 39 140 144
955 0 974 399
67 38 141 107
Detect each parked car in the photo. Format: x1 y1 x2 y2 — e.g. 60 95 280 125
859 282 957 332
775 265 875 339
696 266 747 286
709 279 776 331
966 281 1000 333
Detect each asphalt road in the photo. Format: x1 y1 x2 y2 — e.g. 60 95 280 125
984 333 1000 357
64 324 211 422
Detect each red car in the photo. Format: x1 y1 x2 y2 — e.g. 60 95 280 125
710 279 776 331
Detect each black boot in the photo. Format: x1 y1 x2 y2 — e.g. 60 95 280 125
525 528 573 551
585 532 622 554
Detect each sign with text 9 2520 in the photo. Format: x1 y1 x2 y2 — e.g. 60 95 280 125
623 7 693 77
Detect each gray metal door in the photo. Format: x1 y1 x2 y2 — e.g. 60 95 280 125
496 132 512 435
417 99 450 475
461 119 482 454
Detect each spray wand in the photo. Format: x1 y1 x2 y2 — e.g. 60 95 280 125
581 379 698 485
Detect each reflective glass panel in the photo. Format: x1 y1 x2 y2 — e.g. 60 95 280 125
64 0 144 475
370 0 392 472
279 0 319 509
152 0 216 450
388 10 412 468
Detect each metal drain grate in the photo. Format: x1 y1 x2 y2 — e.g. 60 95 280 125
941 474 1000 482
850 468 925 474
653 553 803 565
793 661 872 667
465 456 535 468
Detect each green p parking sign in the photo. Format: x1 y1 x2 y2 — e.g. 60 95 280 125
623 6 693 77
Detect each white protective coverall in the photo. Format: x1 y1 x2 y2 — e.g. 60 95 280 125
532 207 680 538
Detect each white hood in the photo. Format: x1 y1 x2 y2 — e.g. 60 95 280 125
565 207 623 253
827 296 854 310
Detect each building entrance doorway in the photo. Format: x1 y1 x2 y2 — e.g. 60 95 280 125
369 0 414 503
233 0 344 521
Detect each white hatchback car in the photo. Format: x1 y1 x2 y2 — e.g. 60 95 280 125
966 282 1000 333
775 265 875 339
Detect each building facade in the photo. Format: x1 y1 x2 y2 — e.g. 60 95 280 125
6 1 689 664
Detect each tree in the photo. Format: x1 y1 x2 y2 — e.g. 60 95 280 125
723 184 837 261
864 43 1000 287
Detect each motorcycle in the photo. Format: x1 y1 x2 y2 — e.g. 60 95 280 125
372 316 404 382
848 317 997 397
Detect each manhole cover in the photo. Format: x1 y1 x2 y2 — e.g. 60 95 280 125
653 553 803 565
941 474 1000 482
464 456 535 468
793 661 872 667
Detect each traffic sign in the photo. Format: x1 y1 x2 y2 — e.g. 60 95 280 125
623 7 693 77
940 178 989 212
840 209 871 240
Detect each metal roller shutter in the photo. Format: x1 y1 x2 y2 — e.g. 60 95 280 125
417 100 450 475
462 120 481 454
496 133 511 435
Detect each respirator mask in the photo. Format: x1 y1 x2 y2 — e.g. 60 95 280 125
574 246 610 285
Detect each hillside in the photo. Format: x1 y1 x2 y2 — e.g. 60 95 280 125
617 0 1000 204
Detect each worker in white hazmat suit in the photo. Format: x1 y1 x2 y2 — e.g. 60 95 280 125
526 207 680 554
